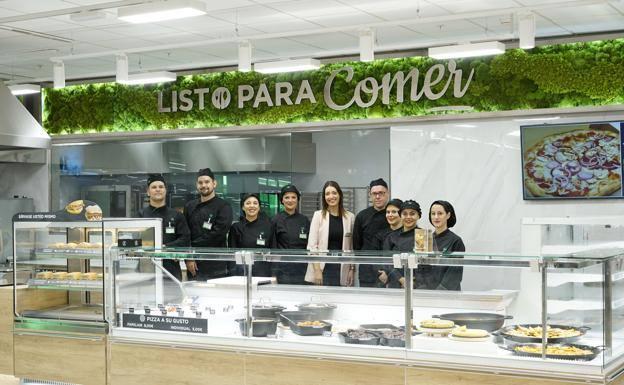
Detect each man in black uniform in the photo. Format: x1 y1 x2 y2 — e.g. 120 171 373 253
137 174 190 280
184 168 233 280
353 178 390 287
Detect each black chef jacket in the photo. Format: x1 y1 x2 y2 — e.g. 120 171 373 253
137 205 190 280
382 227 415 287
228 213 273 277
184 196 233 279
353 206 390 285
428 229 465 291
270 211 310 284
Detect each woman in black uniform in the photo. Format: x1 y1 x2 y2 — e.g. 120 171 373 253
228 193 273 276
382 200 421 288
271 184 310 284
374 198 402 287
428 200 465 290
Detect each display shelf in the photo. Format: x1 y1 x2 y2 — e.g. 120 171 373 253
547 271 624 288
549 298 624 314
34 248 103 260
27 278 103 291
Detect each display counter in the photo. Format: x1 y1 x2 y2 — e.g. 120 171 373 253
105 245 624 385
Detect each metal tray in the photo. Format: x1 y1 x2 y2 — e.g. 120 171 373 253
500 343 603 361
497 324 589 344
339 330 380 345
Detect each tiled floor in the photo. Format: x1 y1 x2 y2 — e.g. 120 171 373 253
0 375 19 385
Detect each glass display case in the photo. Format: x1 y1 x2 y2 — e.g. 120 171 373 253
13 216 161 332
107 244 624 383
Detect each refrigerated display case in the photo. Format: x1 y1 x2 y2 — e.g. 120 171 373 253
11 215 161 385
105 244 624 385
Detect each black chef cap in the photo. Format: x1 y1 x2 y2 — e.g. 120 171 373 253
400 200 422 217
197 168 215 180
147 174 166 188
369 178 388 190
240 193 260 208
386 198 403 210
429 200 457 228
280 184 301 201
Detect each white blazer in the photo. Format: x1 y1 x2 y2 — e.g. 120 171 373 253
305 209 355 284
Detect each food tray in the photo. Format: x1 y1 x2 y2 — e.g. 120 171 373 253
279 311 315 327
379 336 405 347
499 343 603 361
285 316 332 336
497 324 590 344
360 324 398 331
339 330 380 345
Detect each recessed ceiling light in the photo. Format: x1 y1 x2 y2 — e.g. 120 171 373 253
254 58 320 74
429 41 505 59
118 0 206 24
8 84 40 95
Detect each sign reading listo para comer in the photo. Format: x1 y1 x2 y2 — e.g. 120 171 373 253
157 60 473 113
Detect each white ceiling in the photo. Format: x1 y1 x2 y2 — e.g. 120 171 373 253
0 0 623 83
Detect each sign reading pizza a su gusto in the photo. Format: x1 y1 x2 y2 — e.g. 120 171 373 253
42 39 624 134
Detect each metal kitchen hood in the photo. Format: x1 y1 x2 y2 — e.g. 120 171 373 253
0 82 50 150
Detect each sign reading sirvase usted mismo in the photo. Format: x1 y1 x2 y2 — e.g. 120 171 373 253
157 60 473 113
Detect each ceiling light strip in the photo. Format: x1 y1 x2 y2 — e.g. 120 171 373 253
118 0 206 23
254 58 320 74
429 41 506 59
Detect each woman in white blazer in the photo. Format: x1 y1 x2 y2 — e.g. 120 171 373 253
305 181 355 286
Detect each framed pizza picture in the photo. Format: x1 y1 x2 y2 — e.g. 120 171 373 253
521 121 623 200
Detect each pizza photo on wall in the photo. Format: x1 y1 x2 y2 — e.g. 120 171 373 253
522 122 623 200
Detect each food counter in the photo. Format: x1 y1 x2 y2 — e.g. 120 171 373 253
105 245 624 385
4 217 624 385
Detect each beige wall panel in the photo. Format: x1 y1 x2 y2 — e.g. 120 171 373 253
0 332 13 375
246 355 405 385
110 343 245 385
14 334 105 385
0 288 13 331
406 368 579 385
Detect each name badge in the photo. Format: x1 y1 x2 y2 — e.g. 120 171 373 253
299 233 307 239
344 232 352 238
165 227 175 234
256 238 266 246
203 221 212 230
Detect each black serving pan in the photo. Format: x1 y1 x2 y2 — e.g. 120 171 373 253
283 315 332 336
236 318 277 337
339 330 380 345
499 343 604 361
378 329 407 347
279 311 315 327
432 313 512 332
252 303 286 320
296 302 336 319
496 324 590 344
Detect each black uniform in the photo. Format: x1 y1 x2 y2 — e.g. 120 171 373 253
353 206 390 286
137 205 190 280
382 228 415 288
184 196 233 279
383 228 465 290
428 229 465 290
270 211 310 284
228 213 273 276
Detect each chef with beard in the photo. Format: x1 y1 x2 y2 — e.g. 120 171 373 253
183 168 233 280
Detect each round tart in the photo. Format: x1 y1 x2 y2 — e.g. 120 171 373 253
451 326 489 338
420 319 455 329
